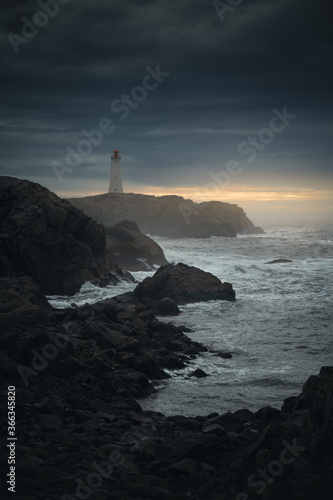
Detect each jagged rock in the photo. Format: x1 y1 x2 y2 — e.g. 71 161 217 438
0 276 56 325
0 176 112 295
68 192 264 238
190 368 209 378
157 352 186 369
105 220 168 271
134 263 235 304
0 280 205 398
301 366 333 458
140 296 180 316
133 354 167 379
204 411 244 433
91 268 136 287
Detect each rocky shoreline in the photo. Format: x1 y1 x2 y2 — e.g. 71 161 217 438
1 177 332 499
1 272 333 499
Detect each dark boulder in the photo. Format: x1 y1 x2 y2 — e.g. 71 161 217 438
134 263 235 304
190 368 209 378
133 354 168 380
204 411 245 433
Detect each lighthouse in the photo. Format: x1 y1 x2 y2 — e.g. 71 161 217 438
108 149 123 193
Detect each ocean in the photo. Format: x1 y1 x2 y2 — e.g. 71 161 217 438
48 223 333 416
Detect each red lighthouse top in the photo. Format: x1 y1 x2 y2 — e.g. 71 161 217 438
113 149 120 158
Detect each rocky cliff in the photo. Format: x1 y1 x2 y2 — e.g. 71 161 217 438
68 192 264 238
105 220 168 271
0 178 171 294
0 177 114 295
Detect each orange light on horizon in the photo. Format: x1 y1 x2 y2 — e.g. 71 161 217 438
124 186 333 204
57 185 333 204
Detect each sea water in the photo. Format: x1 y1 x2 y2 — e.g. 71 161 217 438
48 223 333 416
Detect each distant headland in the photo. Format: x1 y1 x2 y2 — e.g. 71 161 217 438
68 192 264 238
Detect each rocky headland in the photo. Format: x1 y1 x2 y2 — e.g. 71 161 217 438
0 177 332 499
68 192 264 238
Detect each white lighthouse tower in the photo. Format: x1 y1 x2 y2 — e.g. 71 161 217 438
108 149 123 193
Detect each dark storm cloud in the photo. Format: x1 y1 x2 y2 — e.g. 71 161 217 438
0 0 332 191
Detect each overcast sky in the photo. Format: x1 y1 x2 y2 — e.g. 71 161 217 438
1 0 332 223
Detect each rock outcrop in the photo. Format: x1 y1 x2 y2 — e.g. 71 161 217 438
135 262 235 304
0 266 332 499
105 220 168 271
0 276 57 325
0 176 114 295
1 280 332 500
0 278 205 389
68 192 264 238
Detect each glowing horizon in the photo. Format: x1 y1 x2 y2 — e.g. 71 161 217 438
55 183 333 225
59 184 333 204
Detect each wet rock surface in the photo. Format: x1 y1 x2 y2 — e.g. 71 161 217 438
134 263 235 305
